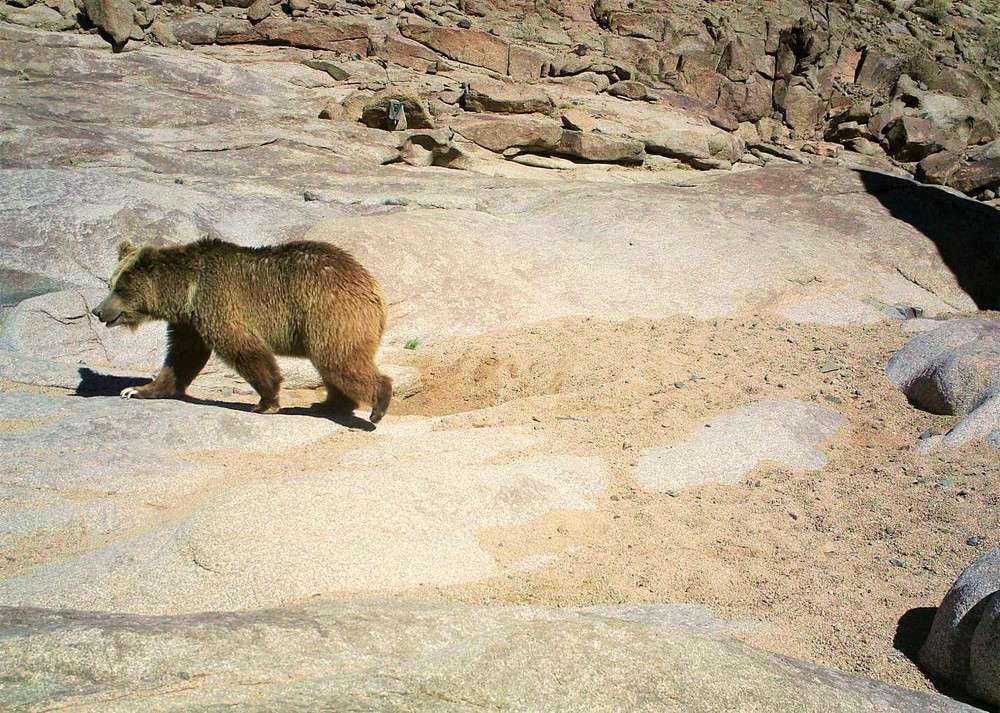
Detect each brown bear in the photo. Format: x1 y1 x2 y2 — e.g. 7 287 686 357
92 237 393 424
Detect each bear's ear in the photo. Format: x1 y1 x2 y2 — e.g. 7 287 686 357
117 240 138 260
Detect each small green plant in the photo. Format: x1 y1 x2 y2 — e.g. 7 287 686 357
403 337 423 350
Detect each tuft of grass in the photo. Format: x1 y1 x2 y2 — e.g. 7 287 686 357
403 337 423 350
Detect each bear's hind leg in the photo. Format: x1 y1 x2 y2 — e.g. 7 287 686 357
215 332 283 414
319 381 360 415
316 356 392 425
122 323 211 400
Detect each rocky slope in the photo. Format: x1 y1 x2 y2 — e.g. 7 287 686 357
1 6 999 712
1 0 998 199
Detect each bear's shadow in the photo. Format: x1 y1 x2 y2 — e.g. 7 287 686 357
75 368 376 431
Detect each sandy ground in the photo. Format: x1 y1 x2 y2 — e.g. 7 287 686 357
365 314 999 696
5 313 997 699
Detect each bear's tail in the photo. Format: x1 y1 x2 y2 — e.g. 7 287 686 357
369 374 393 424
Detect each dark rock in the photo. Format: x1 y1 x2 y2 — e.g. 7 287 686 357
886 116 949 162
855 49 906 94
780 83 827 136
0 4 79 30
302 58 349 80
917 151 962 185
949 158 1000 195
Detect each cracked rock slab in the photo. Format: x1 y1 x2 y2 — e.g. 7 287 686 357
634 400 847 492
0 600 979 713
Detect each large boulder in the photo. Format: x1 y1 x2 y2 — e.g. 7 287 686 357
0 600 984 712
449 113 563 153
0 3 78 31
886 116 949 162
360 87 435 131
401 22 509 75
462 80 553 114
919 550 1000 707
948 158 1000 195
886 318 1000 449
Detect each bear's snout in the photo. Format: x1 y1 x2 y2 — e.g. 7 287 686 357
92 296 125 326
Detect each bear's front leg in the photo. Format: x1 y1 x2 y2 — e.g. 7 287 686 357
213 330 283 414
121 323 212 400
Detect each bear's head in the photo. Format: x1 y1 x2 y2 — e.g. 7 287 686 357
91 240 155 331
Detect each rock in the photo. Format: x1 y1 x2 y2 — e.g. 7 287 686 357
556 130 645 165
0 3 78 30
560 108 597 132
0 403 608 612
919 550 1000 707
507 44 551 81
0 600 981 712
83 0 136 52
401 22 509 75
449 113 562 153
917 151 962 185
918 92 998 149
237 17 375 53
608 79 652 101
720 72 773 123
246 0 269 23
302 58 350 81
634 400 847 491
318 90 371 122
169 15 220 45
886 115 949 162
462 80 553 114
677 56 724 103
948 158 1000 195
360 87 435 131
781 83 828 136
855 49 906 94
926 67 990 102
642 125 744 170
886 318 1000 449
396 128 456 167
378 35 440 72
971 590 1000 705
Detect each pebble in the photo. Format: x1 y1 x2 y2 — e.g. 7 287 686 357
967 536 981 547
889 558 906 568
819 358 841 373
674 381 685 389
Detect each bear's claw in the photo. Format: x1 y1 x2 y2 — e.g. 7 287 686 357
120 387 139 399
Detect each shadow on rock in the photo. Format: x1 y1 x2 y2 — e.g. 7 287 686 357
74 367 148 397
74 368 376 430
858 170 1000 310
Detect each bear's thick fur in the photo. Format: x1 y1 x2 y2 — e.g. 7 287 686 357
92 237 393 424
